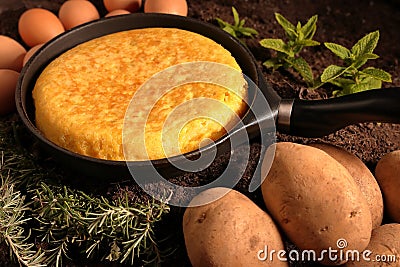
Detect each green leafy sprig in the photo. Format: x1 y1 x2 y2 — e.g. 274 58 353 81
216 7 258 45
0 174 46 267
32 183 170 266
260 13 320 86
0 118 171 266
260 13 392 96
321 30 392 96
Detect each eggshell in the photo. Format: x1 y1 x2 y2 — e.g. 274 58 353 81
103 0 142 13
105 9 131 17
23 44 44 66
0 35 26 72
59 1 100 30
144 0 188 16
18 8 65 47
0 69 19 115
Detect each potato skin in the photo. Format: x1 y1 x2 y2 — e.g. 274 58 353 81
375 150 400 223
262 142 372 265
310 143 383 229
183 188 288 267
345 224 400 266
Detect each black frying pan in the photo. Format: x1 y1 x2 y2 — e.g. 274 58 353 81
16 13 400 180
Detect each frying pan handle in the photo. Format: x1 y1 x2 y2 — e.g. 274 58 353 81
277 88 400 137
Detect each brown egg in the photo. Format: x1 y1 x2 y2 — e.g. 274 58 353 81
0 69 19 115
23 44 44 66
0 35 26 72
59 0 100 30
103 0 142 13
105 9 131 17
18 8 65 47
144 0 188 16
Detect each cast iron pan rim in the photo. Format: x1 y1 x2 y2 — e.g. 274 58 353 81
16 13 262 168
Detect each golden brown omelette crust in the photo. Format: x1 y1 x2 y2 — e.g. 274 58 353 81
33 28 247 161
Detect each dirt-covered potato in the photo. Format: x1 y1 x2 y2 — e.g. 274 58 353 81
183 187 288 267
262 142 372 265
345 223 400 266
375 150 400 223
310 143 383 229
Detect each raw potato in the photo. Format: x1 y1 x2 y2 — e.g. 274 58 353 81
262 142 372 265
375 150 400 223
310 143 383 229
183 188 288 267
345 224 400 266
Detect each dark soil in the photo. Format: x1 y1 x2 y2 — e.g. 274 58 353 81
1 0 400 266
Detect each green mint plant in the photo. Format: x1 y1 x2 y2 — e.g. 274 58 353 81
260 13 320 86
320 30 392 96
216 7 258 45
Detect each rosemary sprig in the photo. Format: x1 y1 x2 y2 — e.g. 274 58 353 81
0 174 46 267
31 183 169 265
0 117 171 266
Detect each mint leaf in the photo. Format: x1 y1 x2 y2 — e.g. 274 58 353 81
275 13 297 40
232 7 240 26
260 38 291 55
351 30 379 57
361 67 392 82
223 26 237 37
241 27 259 36
296 22 303 40
352 77 382 93
216 18 228 28
352 53 379 69
335 76 381 96
286 57 314 85
321 65 347 82
297 39 320 47
324 42 351 60
301 15 318 39
328 77 355 88
332 79 356 96
362 52 379 59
